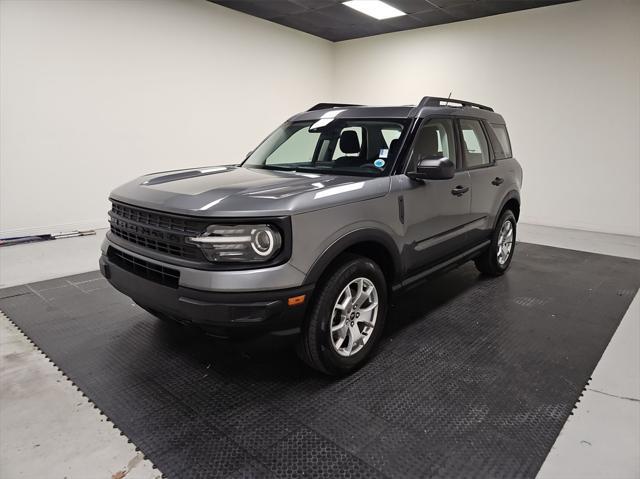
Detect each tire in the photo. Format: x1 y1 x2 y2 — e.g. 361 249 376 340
474 209 517 276
297 254 388 375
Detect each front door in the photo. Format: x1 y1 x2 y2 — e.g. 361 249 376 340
399 118 472 275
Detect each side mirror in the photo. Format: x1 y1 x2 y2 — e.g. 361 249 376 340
407 156 455 181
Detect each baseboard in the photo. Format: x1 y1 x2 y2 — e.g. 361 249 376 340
0 221 109 239
520 216 640 238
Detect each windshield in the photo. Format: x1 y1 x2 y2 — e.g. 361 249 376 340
243 119 408 176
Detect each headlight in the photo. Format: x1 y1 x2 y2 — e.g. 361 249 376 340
187 224 282 263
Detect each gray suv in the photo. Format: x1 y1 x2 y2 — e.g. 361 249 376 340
100 96 522 375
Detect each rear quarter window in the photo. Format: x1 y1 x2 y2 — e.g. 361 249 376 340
488 123 512 159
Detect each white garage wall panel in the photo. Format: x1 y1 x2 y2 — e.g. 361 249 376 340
0 0 333 236
332 0 640 237
2 0 638 238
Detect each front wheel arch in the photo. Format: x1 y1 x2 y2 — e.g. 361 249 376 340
304 229 401 288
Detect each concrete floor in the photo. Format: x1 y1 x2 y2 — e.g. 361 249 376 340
537 292 640 479
0 224 638 478
0 312 159 479
0 229 108 289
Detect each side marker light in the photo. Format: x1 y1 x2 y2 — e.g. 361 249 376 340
288 295 306 306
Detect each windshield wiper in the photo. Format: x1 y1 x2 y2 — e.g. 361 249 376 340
289 166 379 177
248 164 379 177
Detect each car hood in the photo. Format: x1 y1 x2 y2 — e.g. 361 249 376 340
110 165 391 217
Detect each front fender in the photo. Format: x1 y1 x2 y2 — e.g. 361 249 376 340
303 228 402 285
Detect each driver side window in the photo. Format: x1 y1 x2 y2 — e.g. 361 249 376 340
407 119 457 172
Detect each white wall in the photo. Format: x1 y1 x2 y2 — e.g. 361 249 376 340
333 0 640 237
0 0 333 236
2 0 639 237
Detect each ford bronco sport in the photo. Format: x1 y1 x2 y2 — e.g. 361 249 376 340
100 96 522 375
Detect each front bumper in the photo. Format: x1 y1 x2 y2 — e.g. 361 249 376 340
99 247 313 339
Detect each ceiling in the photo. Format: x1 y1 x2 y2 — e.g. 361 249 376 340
209 0 575 42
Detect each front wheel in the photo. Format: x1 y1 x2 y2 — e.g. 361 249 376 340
474 209 517 276
297 255 388 375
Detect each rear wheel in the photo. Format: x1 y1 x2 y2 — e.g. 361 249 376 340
474 209 516 276
297 255 388 375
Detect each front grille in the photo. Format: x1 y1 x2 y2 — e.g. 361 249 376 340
111 202 203 234
108 247 180 288
109 201 207 260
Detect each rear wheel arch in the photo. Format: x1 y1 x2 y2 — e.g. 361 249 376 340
495 191 520 228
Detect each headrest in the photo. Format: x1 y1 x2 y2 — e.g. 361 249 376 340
339 130 360 154
414 127 440 157
388 139 399 157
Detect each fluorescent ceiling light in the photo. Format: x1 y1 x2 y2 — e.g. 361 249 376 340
343 1 406 20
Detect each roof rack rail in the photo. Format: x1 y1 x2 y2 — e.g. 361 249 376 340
417 96 494 112
307 103 362 111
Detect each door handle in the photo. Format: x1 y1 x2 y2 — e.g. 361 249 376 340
451 185 469 196
492 177 504 186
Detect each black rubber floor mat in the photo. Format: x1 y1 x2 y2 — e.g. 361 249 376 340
1 243 639 478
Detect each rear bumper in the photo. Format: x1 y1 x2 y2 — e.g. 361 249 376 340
99 249 313 339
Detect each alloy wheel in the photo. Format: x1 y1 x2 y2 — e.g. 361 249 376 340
497 220 514 265
330 277 379 357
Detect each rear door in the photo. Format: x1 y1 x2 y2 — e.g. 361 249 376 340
400 118 472 274
459 118 507 244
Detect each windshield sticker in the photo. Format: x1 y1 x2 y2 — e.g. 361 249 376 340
379 148 389 159
374 159 386 168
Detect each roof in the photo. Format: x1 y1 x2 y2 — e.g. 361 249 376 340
291 106 414 122
290 97 505 123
